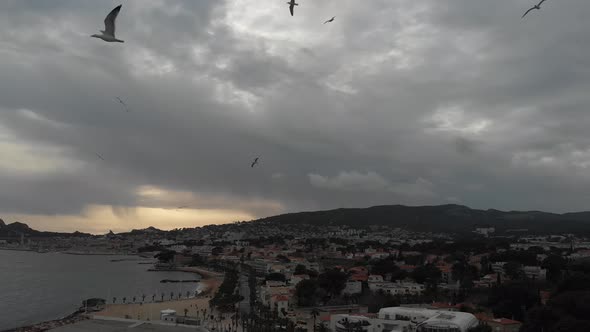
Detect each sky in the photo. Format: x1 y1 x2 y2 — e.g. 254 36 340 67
1 0 590 233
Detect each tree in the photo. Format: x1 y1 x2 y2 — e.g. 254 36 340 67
154 250 175 262
295 264 307 275
277 254 291 263
212 246 224 256
266 273 287 282
311 308 320 332
184 308 188 317
112 297 116 304
542 254 567 283
371 257 399 276
488 282 540 321
411 264 442 284
318 270 348 298
467 324 492 332
295 279 320 306
504 261 524 280
390 269 408 281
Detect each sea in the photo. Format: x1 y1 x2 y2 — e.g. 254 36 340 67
0 250 202 331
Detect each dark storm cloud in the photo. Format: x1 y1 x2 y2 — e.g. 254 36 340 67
1 0 590 227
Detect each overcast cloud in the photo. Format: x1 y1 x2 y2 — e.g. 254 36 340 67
1 0 590 232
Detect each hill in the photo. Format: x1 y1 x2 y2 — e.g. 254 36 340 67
253 204 590 234
0 221 92 238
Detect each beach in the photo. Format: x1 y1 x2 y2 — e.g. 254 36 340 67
95 267 223 321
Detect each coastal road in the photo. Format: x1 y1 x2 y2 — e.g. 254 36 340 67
238 273 251 315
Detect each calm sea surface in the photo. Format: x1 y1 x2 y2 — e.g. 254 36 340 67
0 250 201 330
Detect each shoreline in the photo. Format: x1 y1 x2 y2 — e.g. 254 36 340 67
1 310 88 332
2 262 221 331
93 266 223 321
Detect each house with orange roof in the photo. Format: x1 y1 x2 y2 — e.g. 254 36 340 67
475 314 522 332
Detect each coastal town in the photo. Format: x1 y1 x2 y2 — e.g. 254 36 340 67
3 214 590 332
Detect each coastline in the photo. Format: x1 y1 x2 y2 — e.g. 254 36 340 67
94 266 223 321
0 310 87 332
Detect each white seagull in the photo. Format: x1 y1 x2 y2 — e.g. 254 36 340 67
287 0 299 16
324 16 335 24
92 5 124 43
522 0 547 18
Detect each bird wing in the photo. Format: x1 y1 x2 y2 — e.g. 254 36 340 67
104 5 122 37
538 0 547 6
521 7 534 18
290 4 294 16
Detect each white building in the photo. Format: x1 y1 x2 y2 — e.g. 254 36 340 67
379 307 478 332
523 266 547 280
343 281 363 295
474 227 495 237
191 245 213 256
169 244 187 253
368 281 425 296
160 309 177 323
330 307 478 332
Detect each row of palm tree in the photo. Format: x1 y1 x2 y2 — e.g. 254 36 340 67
111 290 200 304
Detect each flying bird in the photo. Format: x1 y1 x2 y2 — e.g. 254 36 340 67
287 0 299 16
177 206 187 210
91 5 125 42
95 153 105 161
115 97 130 112
324 16 335 24
251 157 260 168
522 0 547 18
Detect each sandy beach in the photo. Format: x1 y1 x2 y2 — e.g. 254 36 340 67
95 268 223 321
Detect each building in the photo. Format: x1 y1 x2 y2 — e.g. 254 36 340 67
160 309 177 323
249 259 271 275
523 266 547 280
474 226 495 237
330 307 478 332
271 295 290 316
368 281 425 296
475 315 522 332
369 275 385 283
343 280 363 295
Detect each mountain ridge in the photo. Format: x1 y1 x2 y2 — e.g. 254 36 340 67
252 204 590 234
2 204 590 235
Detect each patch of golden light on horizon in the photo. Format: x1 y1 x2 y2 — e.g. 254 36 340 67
136 185 285 216
4 204 253 235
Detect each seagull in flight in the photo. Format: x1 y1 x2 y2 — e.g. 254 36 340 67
287 0 299 16
324 16 335 24
95 152 105 161
177 206 187 210
91 5 125 43
251 157 260 168
115 97 130 112
522 0 547 18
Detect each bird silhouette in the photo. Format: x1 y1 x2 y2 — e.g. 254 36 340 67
251 157 260 168
522 0 547 18
95 153 105 161
324 16 335 24
91 5 125 43
287 0 299 16
115 97 130 112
